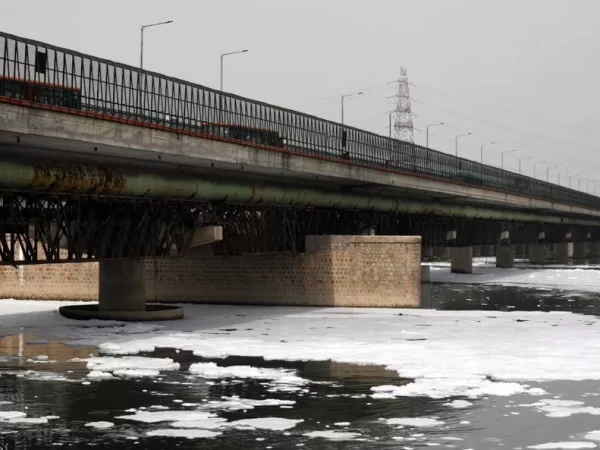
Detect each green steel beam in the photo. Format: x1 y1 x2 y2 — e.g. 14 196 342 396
0 160 598 227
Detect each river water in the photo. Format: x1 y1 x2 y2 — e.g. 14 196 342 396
2 283 600 449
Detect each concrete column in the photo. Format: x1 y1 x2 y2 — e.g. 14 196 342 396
421 265 431 283
573 242 587 260
451 247 473 274
99 260 147 312
515 243 528 259
590 242 600 258
433 246 451 259
480 245 495 257
529 243 546 264
552 243 569 263
496 244 515 269
472 246 481 257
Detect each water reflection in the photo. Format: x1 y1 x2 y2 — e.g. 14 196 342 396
428 283 600 315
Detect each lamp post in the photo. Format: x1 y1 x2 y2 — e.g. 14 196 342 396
425 122 445 148
546 166 558 182
501 149 515 170
578 177 589 191
558 170 569 186
519 155 531 175
480 141 496 164
587 180 596 194
533 160 546 179
140 20 174 69
341 91 363 124
220 49 249 91
454 132 471 157
569 174 577 189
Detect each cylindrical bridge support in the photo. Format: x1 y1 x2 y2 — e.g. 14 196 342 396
59 259 183 321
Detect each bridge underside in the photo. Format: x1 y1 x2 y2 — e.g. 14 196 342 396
0 190 594 266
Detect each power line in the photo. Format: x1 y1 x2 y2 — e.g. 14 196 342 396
409 81 597 135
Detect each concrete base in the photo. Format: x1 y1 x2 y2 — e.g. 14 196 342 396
529 243 546 264
451 247 473 274
496 244 515 269
59 259 184 321
421 265 431 283
573 242 587 260
480 245 495 257
552 243 569 263
58 304 184 321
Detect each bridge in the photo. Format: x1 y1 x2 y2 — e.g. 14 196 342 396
0 30 598 319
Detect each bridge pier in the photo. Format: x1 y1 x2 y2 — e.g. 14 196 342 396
59 260 184 321
573 242 587 260
496 244 515 269
451 247 473 274
552 243 569 263
529 243 547 264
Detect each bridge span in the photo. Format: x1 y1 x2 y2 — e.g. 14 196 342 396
0 30 598 318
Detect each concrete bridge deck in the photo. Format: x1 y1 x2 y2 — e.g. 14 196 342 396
1 102 599 223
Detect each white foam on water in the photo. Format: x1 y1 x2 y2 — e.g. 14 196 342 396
146 429 220 439
0 411 27 420
7 417 48 424
334 422 350 426
86 356 180 373
304 430 362 440
383 418 445 427
117 410 217 424
586 432 600 442
86 371 114 381
85 421 114 429
5 299 600 402
170 418 228 429
525 399 600 418
527 443 597 449
112 369 160 378
444 400 473 409
202 396 295 411
227 417 303 431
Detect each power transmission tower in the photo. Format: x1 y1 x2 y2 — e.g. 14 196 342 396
392 67 414 143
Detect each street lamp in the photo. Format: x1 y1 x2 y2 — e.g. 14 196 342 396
558 170 569 186
140 20 174 69
519 155 531 175
454 132 471 157
546 166 558 182
341 91 363 124
425 122 445 148
587 180 596 194
569 174 577 189
533 160 546 179
501 149 515 170
480 141 496 164
220 49 249 91
578 177 590 191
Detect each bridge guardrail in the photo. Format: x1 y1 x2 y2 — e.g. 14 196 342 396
0 30 597 210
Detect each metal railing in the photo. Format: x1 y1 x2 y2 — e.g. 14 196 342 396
0 30 598 211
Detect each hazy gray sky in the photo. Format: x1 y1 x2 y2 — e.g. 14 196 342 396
2 0 599 189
